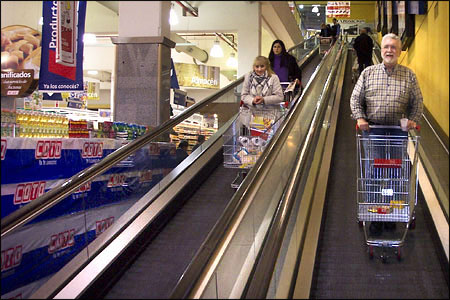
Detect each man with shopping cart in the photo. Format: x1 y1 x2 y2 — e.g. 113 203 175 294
350 33 423 236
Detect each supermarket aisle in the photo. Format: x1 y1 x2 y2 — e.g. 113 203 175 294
309 49 449 298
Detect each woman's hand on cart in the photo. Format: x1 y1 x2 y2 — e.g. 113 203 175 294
252 96 264 105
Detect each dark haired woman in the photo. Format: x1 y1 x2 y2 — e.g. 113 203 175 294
268 39 302 88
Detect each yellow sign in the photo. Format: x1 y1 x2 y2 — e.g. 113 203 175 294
174 63 220 89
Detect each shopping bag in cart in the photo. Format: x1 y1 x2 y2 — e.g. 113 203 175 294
239 105 252 131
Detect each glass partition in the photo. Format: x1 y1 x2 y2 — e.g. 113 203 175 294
1 38 319 299
0 80 242 299
288 36 318 62
194 43 341 299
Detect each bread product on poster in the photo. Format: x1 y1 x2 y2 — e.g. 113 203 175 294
1 25 41 73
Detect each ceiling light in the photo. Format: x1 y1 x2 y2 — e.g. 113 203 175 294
210 40 223 58
87 70 98 75
226 52 238 68
312 5 319 13
170 4 179 25
299 4 304 9
317 12 320 16
83 33 97 44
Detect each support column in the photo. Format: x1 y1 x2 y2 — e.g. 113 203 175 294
112 1 174 127
237 3 261 77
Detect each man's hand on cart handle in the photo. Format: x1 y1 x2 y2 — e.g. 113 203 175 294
356 118 421 131
356 118 369 131
407 120 419 130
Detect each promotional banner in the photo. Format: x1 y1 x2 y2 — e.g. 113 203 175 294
174 63 220 89
170 58 180 89
56 1 78 67
1 25 42 97
39 1 86 92
326 1 351 18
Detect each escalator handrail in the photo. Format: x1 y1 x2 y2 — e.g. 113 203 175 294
287 36 317 53
170 41 340 299
243 41 345 299
1 38 320 238
1 75 244 237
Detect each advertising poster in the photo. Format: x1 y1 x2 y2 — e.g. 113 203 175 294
39 1 86 92
174 63 220 89
1 25 42 97
85 81 100 100
56 1 77 67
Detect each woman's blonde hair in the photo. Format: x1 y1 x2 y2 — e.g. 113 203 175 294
253 56 274 76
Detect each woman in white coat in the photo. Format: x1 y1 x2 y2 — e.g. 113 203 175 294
241 56 284 107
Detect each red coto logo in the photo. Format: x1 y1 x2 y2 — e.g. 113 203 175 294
1 245 23 272
75 181 92 193
1 139 6 160
96 217 114 236
81 142 103 158
107 174 126 187
14 181 46 205
139 170 152 183
48 229 75 254
35 140 62 159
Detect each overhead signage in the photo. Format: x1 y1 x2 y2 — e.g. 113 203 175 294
173 89 187 106
174 63 220 89
338 19 365 24
326 1 351 18
85 81 100 100
39 1 87 93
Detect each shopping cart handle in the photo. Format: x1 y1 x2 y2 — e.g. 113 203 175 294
356 123 421 131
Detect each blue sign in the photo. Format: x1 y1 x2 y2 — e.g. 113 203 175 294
39 1 87 92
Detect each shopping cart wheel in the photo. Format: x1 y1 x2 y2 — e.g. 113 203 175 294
410 218 416 230
368 246 374 259
396 247 402 261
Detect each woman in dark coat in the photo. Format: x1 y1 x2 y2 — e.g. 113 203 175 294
268 39 302 87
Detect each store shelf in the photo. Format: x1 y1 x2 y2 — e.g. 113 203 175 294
170 113 217 153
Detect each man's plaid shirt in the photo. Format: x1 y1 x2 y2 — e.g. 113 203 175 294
350 63 423 125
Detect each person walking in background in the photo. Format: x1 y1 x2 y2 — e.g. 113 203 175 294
319 23 330 37
175 140 189 164
241 56 284 107
350 33 423 236
268 40 302 89
331 18 341 42
353 27 374 75
192 134 205 152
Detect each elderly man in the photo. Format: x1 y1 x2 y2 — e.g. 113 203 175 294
350 33 423 235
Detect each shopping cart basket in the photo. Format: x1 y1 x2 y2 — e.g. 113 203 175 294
222 103 287 188
356 124 420 262
319 37 333 57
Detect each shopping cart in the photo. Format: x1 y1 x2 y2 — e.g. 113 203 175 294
223 103 287 188
356 125 420 262
319 37 333 57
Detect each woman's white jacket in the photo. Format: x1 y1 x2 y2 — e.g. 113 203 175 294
241 72 284 106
